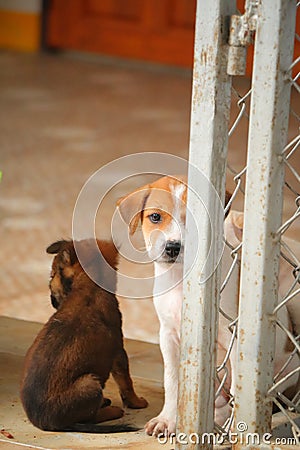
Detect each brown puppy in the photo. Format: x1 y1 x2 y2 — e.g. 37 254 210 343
20 239 147 432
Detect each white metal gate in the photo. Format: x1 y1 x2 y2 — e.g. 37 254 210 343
177 1 300 449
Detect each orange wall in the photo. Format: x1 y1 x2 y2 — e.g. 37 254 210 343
0 5 41 52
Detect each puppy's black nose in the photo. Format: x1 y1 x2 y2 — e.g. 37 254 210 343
165 240 181 259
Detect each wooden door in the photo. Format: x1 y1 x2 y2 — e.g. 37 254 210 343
46 0 196 67
46 0 299 77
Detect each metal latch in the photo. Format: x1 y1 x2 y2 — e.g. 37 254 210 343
227 0 259 76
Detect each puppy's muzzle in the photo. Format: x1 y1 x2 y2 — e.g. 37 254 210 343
165 240 181 260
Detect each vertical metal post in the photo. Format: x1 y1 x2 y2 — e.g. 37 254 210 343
234 0 297 447
176 1 235 449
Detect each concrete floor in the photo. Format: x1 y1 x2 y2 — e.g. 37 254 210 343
0 50 195 341
0 316 167 450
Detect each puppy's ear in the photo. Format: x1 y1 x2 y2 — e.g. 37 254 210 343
117 185 150 235
46 240 68 254
224 190 232 217
61 248 76 266
47 240 77 266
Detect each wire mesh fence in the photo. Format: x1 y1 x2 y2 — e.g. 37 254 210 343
212 0 300 445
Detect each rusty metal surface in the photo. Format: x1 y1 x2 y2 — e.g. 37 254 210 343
176 1 236 449
234 0 297 442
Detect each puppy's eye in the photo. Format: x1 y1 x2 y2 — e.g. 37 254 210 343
148 213 162 224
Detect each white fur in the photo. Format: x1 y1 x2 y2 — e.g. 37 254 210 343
145 262 182 436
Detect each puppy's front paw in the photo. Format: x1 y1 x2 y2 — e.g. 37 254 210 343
144 415 175 437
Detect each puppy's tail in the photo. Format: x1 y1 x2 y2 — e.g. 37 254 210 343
65 423 141 433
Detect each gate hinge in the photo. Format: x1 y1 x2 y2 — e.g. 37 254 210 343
227 1 259 76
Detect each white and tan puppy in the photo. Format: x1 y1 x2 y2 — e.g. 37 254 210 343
117 175 299 437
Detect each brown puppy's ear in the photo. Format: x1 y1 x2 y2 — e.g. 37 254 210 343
224 190 232 217
46 240 68 254
117 185 150 235
61 248 76 266
47 240 77 266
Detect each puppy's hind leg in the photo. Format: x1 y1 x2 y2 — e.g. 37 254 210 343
68 374 124 423
111 348 148 409
44 373 122 430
